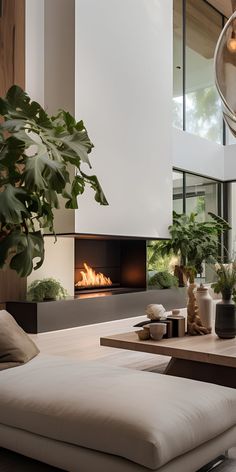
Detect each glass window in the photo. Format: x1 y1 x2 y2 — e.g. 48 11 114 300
185 173 219 221
173 0 183 130
147 170 222 287
185 172 220 282
173 170 184 213
173 0 225 144
185 0 223 143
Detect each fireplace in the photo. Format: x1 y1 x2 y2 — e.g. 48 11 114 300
6 235 188 333
74 237 147 297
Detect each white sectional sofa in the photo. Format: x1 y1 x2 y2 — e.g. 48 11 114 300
0 354 236 472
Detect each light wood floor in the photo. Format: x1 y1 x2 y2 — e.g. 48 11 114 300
30 315 170 371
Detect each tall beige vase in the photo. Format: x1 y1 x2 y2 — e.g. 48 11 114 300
196 286 213 331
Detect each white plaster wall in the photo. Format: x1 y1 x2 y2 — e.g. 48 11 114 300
173 128 225 180
25 0 44 104
27 238 75 296
25 0 75 293
224 144 236 181
75 0 173 239
44 0 75 116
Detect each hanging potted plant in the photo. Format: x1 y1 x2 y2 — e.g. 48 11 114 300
212 262 236 339
0 86 108 278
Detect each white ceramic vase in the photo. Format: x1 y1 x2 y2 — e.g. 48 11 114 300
195 286 213 331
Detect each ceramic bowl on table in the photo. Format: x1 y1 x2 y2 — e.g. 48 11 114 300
149 323 167 341
135 329 150 340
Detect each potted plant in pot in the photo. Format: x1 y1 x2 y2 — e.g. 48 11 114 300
148 271 178 289
212 262 236 339
27 278 68 302
0 86 108 278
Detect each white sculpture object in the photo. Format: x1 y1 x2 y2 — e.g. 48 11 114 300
145 304 166 320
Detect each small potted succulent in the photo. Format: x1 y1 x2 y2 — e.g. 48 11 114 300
27 278 68 302
211 262 236 339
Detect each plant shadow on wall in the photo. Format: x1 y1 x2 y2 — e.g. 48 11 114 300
147 211 230 287
0 86 108 277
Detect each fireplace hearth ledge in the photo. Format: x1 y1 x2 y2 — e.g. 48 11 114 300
6 288 187 334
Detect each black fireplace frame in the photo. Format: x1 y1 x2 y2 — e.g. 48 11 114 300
74 236 147 296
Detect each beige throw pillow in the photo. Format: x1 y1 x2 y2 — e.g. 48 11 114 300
0 310 39 371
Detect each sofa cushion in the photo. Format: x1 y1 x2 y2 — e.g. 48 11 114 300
0 310 39 370
0 355 236 470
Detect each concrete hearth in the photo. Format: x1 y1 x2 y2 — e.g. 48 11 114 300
6 288 187 333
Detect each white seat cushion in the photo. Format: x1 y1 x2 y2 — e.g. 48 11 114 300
0 355 236 470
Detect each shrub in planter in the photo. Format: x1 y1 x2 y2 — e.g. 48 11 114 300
148 271 178 289
27 278 68 302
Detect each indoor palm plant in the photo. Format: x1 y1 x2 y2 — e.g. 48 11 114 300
155 211 230 286
0 86 108 277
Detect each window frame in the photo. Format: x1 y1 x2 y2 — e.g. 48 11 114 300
174 0 227 144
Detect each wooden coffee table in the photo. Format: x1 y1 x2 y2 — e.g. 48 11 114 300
100 332 236 388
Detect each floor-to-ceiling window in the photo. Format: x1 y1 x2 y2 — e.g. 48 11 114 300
147 170 222 286
174 170 220 221
173 0 226 144
147 1 227 287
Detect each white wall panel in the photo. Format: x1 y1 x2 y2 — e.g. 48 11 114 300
75 0 173 238
173 128 224 180
25 0 44 104
27 238 75 295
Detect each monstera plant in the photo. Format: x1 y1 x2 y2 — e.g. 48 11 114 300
0 86 108 277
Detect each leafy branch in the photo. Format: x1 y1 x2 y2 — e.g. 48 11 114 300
0 86 108 277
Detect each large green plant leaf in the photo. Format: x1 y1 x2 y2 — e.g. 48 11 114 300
0 85 52 128
65 175 85 209
59 130 92 167
24 144 68 193
0 229 25 268
0 185 29 224
0 85 108 277
10 231 45 277
81 171 108 205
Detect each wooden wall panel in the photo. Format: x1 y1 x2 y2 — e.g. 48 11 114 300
0 0 25 96
0 0 26 303
0 269 26 305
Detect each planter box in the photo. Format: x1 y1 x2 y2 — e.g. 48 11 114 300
6 288 187 333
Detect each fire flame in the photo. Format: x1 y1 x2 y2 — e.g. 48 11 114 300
75 263 112 288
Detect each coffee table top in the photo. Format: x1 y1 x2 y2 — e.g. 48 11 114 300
100 332 236 368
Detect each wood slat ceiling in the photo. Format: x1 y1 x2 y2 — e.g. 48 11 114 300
174 0 223 58
207 0 232 18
